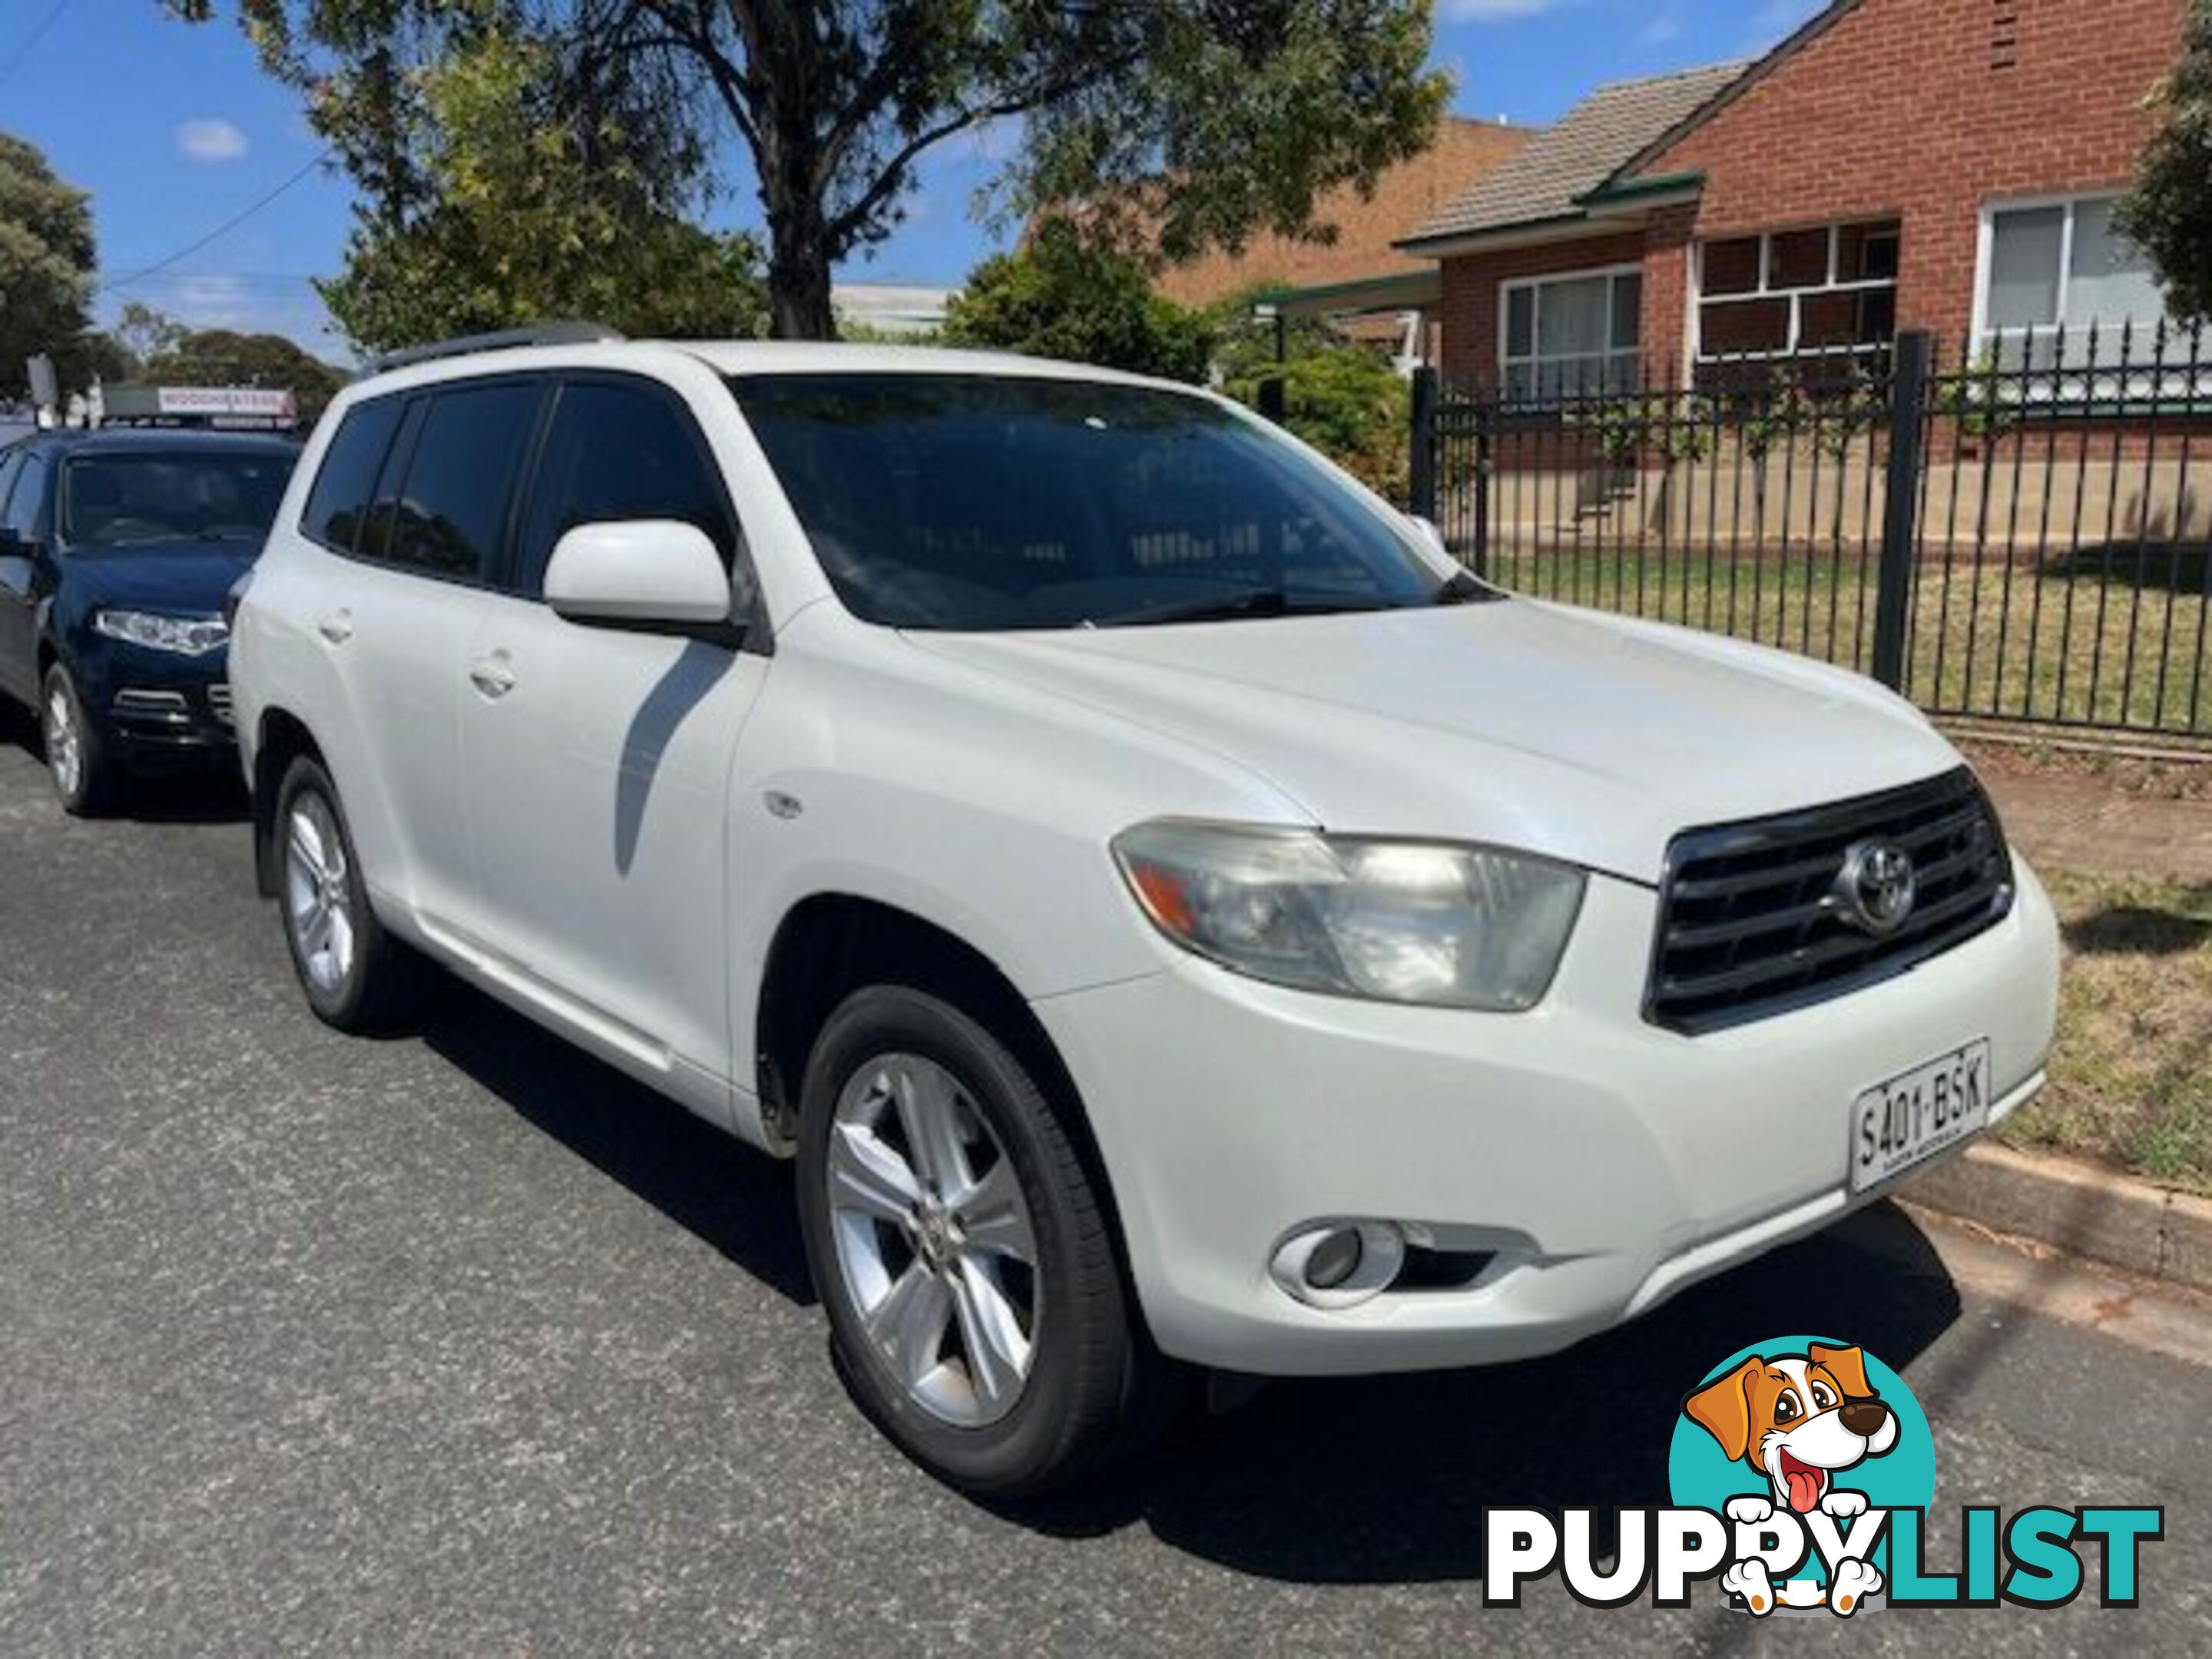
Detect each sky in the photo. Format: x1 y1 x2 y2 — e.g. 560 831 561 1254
5 0 1830 364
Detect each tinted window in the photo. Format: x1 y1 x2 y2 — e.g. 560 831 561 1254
3 453 48 541
303 396 406 552
516 380 733 597
379 381 542 580
59 452 291 546
730 374 1449 631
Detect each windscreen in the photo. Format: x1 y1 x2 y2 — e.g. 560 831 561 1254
61 451 293 548
730 373 1450 631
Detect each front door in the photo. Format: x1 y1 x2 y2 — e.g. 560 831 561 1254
458 374 769 1091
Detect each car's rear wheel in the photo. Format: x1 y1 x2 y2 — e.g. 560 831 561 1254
273 755 419 1031
41 664 115 816
796 984 1163 1498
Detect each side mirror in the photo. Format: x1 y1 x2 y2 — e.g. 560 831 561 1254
545 520 732 631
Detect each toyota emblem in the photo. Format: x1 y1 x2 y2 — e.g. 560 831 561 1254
1833 839 1917 936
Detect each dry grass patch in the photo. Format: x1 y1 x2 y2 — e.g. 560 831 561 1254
1998 870 2212 1194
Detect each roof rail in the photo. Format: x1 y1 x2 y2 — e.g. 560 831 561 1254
363 320 627 377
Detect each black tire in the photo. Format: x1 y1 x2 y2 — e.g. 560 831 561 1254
41 663 118 816
271 754 421 1032
796 984 1167 1498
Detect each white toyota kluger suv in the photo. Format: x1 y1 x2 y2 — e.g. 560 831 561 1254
231 326 2060 1496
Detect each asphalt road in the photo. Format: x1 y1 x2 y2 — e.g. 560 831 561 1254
2 716 2207 1656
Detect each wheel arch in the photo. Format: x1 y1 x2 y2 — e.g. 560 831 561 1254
251 707 325 898
750 891 1146 1330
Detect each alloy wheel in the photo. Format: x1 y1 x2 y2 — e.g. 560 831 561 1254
826 1052 1042 1427
284 792 357 995
43 685 81 802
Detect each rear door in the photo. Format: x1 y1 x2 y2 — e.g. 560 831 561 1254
315 378 548 935
457 372 769 1096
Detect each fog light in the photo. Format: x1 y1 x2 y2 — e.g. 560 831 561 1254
1304 1227 1363 1290
1269 1220 1406 1310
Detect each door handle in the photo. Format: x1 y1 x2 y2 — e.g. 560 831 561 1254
468 654 518 699
316 611 353 645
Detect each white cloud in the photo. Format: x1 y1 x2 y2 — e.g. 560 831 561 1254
1439 0 1564 19
1641 12 1684 46
175 118 250 164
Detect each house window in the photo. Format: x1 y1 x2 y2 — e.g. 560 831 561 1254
1694 220 1899 383
1499 267 1642 401
1976 194 2166 369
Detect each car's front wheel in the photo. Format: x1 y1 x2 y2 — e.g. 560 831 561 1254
273 754 420 1031
796 984 1164 1498
41 664 115 816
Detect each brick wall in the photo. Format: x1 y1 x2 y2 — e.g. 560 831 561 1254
1153 118 1535 310
1647 0 2186 348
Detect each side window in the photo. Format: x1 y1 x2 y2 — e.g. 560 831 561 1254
0 452 23 531
515 379 736 598
301 396 406 553
2 454 47 541
379 381 543 581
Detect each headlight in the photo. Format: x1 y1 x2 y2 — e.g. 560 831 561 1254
91 610 229 656
1111 820 1587 1011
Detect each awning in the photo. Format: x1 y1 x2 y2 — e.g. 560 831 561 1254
1270 269 1442 319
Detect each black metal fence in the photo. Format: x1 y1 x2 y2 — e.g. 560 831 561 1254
1410 325 2212 743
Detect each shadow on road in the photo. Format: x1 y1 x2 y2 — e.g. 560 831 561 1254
407 966 1964 1587
0 698 250 824
416 979 816 1309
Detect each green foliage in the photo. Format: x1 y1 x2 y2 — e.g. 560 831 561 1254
1244 349 1411 500
168 2 1447 340
2117 0 2212 323
942 221 1214 382
313 28 766 353
0 130 101 399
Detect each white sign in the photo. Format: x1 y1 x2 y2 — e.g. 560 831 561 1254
153 386 297 419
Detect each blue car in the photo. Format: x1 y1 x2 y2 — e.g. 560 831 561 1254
0 429 300 813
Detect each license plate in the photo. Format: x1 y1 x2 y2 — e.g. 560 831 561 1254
1849 1039 1992 1194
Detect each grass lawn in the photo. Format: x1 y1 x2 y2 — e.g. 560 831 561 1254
1998 870 2212 1195
1477 544 2212 739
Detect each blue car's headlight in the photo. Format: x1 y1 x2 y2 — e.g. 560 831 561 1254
91 610 230 656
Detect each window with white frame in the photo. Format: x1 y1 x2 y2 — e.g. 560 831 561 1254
1694 220 1899 383
1976 194 2167 369
1499 267 1642 401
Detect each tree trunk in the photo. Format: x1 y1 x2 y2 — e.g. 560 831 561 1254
767 233 836 340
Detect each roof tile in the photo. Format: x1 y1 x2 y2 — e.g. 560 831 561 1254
1402 61 1748 247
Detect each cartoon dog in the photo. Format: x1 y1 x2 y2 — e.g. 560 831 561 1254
1684 1343 1899 1615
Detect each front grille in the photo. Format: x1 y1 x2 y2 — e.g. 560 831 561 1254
1647 768 2014 1034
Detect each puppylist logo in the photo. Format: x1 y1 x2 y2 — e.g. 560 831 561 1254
1480 1335 2162 1617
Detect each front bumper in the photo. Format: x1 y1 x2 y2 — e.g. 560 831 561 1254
73 643 236 770
1033 858 2061 1377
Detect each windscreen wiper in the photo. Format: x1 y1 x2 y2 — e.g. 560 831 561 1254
1099 589 1392 627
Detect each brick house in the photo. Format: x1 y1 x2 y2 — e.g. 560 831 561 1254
1399 0 2189 395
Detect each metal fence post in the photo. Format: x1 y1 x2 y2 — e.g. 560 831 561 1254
1871 329 1932 691
1409 366 1439 521
1257 374 1286 424
1470 399 1492 579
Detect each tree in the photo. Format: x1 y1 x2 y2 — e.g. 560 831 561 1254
313 27 769 350
942 220 1213 381
0 131 98 398
1216 300 1410 499
168 2 1448 341
2118 0 2212 325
